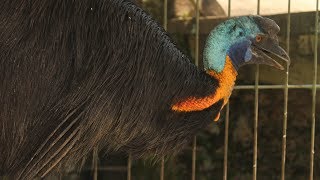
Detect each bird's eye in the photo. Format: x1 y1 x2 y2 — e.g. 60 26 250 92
256 35 263 42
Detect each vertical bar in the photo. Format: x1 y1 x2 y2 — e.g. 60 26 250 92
163 0 167 31
161 1 167 179
93 147 98 180
252 64 259 180
253 1 260 180
127 154 132 180
194 0 200 67
228 0 231 17
310 0 318 179
223 104 230 180
160 158 165 180
192 136 197 180
192 1 200 180
281 1 291 180
223 1 231 180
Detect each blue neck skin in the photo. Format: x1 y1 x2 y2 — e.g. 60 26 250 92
227 40 252 71
203 16 261 73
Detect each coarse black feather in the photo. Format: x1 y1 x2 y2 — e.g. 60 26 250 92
0 0 222 178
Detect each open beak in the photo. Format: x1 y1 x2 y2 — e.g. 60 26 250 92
245 37 290 70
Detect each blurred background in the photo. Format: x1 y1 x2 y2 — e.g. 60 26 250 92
54 0 320 179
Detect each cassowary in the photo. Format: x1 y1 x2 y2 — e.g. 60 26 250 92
0 0 289 179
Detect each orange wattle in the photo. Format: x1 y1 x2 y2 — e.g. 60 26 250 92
172 56 237 116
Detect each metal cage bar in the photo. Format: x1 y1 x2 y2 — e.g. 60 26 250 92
160 0 168 179
191 0 200 180
253 1 261 179
160 158 165 180
127 154 132 180
223 1 232 180
281 1 291 179
234 84 320 90
223 103 230 180
93 147 99 180
310 0 319 179
163 0 168 31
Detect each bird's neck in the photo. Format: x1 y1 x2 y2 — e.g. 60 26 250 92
171 56 237 115
206 56 238 85
206 55 238 107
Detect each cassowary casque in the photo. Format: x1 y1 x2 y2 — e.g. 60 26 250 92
0 0 289 179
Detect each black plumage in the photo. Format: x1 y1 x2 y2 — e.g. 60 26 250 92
0 0 222 178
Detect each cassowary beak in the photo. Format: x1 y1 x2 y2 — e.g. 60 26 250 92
244 15 291 70
247 36 290 70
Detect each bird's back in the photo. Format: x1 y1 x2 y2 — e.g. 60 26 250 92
0 0 221 178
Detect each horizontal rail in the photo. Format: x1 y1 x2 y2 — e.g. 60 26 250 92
234 84 320 90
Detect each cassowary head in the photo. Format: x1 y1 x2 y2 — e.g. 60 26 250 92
203 15 290 72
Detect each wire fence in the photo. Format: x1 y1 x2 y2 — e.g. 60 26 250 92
58 0 319 179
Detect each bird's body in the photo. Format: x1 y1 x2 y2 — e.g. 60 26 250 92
0 0 289 179
1 0 221 178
